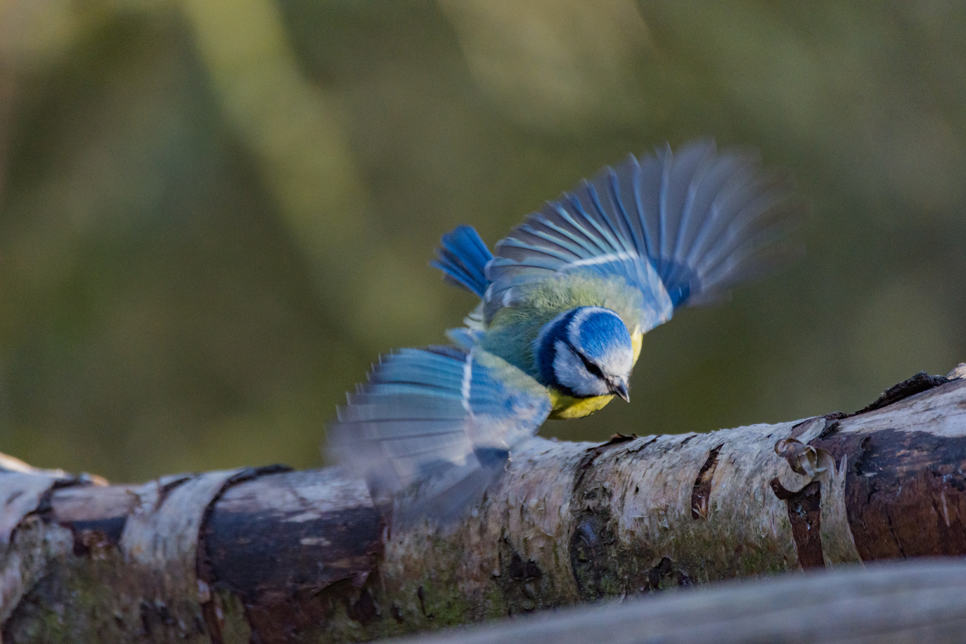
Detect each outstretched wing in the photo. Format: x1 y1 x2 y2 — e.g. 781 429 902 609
485 139 799 327
430 225 493 298
328 345 551 521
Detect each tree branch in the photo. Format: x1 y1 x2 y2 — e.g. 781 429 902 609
391 560 966 644
1 366 964 643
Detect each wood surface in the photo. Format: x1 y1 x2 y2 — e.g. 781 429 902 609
0 366 963 642
390 560 966 644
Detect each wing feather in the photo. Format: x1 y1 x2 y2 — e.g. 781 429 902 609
485 139 799 325
328 346 551 522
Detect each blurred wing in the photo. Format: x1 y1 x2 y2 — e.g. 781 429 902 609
328 345 551 522
486 139 799 325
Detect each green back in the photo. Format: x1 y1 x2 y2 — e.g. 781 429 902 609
479 273 663 381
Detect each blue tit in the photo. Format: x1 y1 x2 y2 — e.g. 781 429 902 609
328 139 798 521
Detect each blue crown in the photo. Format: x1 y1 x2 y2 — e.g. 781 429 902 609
572 308 632 364
534 307 631 395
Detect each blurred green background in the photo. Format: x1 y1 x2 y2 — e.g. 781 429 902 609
0 0 963 483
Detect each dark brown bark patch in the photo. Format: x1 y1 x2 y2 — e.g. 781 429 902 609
47 483 140 551
69 518 124 557
853 371 947 415
569 509 616 601
195 465 291 580
641 556 693 591
206 504 380 601
417 585 432 619
195 465 290 644
346 587 380 624
818 416 843 439
814 428 966 560
496 551 544 615
691 444 723 520
200 591 224 644
769 479 824 569
202 469 382 641
242 578 370 644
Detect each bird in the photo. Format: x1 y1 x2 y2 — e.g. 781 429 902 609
328 139 798 522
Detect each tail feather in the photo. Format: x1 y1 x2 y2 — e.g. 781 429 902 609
430 225 493 297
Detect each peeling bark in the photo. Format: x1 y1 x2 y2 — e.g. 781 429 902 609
0 366 963 642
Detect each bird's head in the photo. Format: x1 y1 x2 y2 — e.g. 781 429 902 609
534 306 633 401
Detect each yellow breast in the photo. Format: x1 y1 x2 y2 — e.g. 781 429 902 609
546 330 643 420
548 391 615 419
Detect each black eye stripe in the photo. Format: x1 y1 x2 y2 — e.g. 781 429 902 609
574 348 604 379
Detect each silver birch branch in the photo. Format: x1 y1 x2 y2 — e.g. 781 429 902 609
0 365 964 643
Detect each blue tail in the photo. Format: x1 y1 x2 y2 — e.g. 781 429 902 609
430 225 493 297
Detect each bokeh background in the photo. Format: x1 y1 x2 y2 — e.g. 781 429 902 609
0 1 963 483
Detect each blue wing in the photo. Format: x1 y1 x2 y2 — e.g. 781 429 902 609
430 225 493 298
485 139 799 326
328 345 551 521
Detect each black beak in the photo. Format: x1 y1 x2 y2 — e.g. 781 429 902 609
613 379 630 403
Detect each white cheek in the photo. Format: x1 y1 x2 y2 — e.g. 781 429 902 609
600 346 633 379
553 341 609 397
